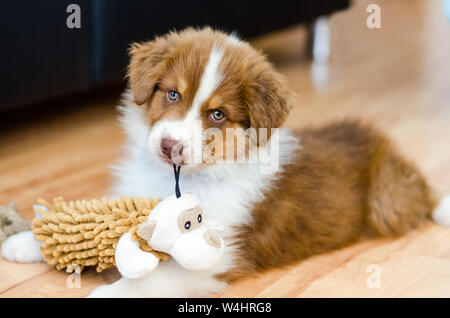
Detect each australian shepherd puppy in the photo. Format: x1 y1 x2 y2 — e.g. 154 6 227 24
3 27 450 297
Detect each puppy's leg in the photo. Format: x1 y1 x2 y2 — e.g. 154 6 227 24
1 231 43 263
366 140 439 236
87 260 227 298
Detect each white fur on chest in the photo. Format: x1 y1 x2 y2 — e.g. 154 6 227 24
113 156 273 231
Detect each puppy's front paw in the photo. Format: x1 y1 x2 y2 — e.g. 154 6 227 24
1 231 43 263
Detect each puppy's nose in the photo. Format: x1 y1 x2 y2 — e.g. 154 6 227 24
160 138 183 161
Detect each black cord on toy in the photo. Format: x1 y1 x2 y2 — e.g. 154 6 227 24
173 163 181 198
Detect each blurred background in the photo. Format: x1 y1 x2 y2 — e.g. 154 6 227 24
1 0 450 297
0 0 349 110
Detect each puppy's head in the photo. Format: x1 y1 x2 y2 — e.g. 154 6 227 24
128 27 295 170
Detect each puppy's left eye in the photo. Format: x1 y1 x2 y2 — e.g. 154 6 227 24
197 214 202 223
167 90 180 103
209 110 225 122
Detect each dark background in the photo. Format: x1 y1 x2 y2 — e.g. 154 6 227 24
0 0 349 111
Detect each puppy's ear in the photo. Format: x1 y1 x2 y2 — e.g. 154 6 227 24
127 37 169 105
246 62 295 135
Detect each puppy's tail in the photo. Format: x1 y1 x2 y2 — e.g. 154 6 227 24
431 189 450 227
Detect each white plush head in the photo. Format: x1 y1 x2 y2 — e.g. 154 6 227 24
137 193 224 270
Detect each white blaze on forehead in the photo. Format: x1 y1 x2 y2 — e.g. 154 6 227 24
186 46 224 120
147 45 225 167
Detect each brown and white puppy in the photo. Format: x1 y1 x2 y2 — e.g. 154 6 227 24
3 27 450 297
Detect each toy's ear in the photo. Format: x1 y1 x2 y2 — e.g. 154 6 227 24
8 201 19 212
137 220 157 241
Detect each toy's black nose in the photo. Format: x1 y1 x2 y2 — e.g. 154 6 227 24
161 138 183 161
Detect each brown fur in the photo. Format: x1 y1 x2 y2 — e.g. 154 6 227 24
127 27 436 284
219 120 435 281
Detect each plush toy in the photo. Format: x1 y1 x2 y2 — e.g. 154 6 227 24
0 202 31 245
30 165 224 279
135 192 224 271
32 193 224 277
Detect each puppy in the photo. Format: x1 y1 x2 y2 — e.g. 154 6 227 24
3 27 450 297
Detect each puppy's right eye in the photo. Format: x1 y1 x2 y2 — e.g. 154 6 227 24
167 90 180 103
184 221 191 230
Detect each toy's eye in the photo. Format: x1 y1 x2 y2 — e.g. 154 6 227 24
209 110 225 122
197 214 202 223
184 221 191 230
167 90 180 103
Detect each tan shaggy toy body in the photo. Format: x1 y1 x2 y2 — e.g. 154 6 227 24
32 196 167 273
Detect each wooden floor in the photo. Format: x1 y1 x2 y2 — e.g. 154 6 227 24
1 0 450 297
